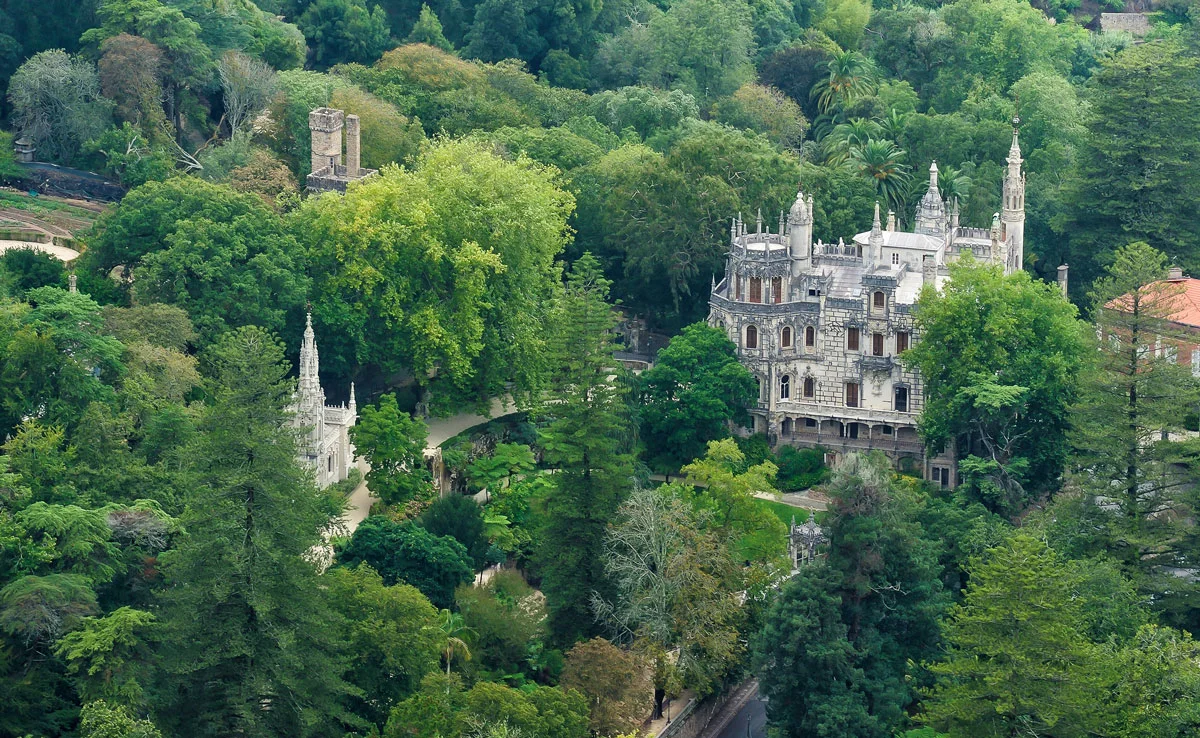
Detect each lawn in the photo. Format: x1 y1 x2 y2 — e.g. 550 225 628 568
752 496 827 526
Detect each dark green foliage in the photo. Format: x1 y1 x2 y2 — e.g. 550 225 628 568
638 322 757 472
454 570 545 677
420 493 489 571
154 326 356 738
340 516 474 609
299 0 393 68
774 445 828 492
753 454 948 738
1061 40 1200 291
536 254 634 644
0 247 64 294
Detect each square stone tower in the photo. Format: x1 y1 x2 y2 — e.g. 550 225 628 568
309 107 344 176
307 107 378 194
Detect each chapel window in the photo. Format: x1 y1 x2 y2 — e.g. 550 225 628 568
805 325 816 347
772 277 782 304
803 376 815 398
745 325 758 349
780 375 791 400
750 277 762 303
847 326 860 351
892 253 900 265
781 326 793 348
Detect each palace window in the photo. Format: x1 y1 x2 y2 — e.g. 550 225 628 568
780 374 791 400
845 382 860 408
803 376 815 398
804 417 817 428
781 326 793 348
896 331 910 353
745 324 758 349
772 277 782 304
895 386 909 412
892 253 900 265
873 291 886 309
805 325 816 347
847 326 860 351
872 332 885 356
749 277 762 303
932 466 951 487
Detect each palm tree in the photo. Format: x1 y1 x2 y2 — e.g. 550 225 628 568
439 608 474 675
876 108 909 144
937 163 973 205
850 139 912 216
811 51 878 116
821 117 883 165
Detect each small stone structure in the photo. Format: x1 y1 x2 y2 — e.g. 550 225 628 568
291 312 358 489
13 137 35 164
306 107 377 193
1100 12 1152 37
788 511 827 569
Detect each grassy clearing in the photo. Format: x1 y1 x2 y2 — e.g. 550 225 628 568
752 496 828 525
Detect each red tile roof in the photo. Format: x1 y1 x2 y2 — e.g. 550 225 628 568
1106 277 1200 328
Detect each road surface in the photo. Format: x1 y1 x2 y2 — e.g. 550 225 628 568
709 695 767 738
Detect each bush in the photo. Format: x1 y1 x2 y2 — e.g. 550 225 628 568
775 445 830 492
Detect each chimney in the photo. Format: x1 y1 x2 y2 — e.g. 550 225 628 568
886 210 896 232
1057 264 1069 296
345 114 361 176
1168 266 1184 280
922 255 936 287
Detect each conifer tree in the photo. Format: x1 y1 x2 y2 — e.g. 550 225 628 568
536 253 635 645
153 327 356 738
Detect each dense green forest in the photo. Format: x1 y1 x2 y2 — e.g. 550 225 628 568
5 0 1200 736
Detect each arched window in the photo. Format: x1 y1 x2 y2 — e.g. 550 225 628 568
781 326 793 348
803 376 815 398
771 277 783 303
805 325 815 347
780 374 791 400
749 277 762 303
745 324 758 349
873 291 886 309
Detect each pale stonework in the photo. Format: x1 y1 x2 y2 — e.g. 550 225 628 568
291 313 357 489
709 124 1027 487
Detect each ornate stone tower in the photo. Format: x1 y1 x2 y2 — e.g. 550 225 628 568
867 201 884 269
787 189 814 275
1001 118 1026 274
297 312 326 454
913 161 948 237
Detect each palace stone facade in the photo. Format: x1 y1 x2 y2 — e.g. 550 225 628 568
709 124 1027 486
291 313 357 489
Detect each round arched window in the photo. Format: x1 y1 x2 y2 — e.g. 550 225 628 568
781 326 793 348
780 374 791 400
745 325 759 349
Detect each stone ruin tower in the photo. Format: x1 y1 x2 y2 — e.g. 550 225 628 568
306 107 377 193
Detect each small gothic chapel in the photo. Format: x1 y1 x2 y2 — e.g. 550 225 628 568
291 313 357 489
709 122 1027 486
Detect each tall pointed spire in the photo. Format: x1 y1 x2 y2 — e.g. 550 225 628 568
1007 116 1023 166
872 201 882 233
348 382 357 413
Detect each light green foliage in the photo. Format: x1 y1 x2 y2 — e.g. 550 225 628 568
905 258 1087 512
55 607 155 705
408 4 454 51
467 443 535 495
16 503 118 584
646 0 755 105
350 394 432 506
0 131 24 180
921 535 1111 737
587 86 699 140
155 326 356 738
638 323 757 472
325 564 442 727
681 438 784 560
818 0 870 50
298 139 571 409
536 253 634 644
712 83 807 151
79 700 162 738
330 84 427 169
483 124 606 172
84 124 173 188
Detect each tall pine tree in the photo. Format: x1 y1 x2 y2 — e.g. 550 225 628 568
153 327 357 738
536 253 635 645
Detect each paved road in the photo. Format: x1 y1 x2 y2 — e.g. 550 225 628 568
710 695 767 738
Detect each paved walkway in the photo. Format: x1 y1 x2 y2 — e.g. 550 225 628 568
339 397 519 534
641 690 696 737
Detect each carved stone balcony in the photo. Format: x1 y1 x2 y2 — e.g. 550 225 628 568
858 354 895 372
